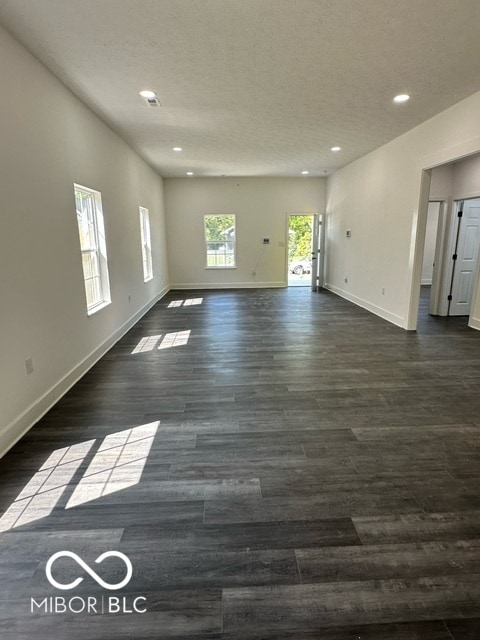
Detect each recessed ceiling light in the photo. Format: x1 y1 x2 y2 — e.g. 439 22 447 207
393 94 410 103
139 90 156 99
186 172 193 176
301 170 309 175
173 147 183 152
331 146 341 152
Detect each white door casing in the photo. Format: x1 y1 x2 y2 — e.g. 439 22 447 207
310 214 321 290
429 201 448 316
422 202 441 285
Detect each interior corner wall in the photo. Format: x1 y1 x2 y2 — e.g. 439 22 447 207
0 25 169 456
430 153 480 205
325 90 480 329
429 164 453 200
452 153 480 200
164 177 326 288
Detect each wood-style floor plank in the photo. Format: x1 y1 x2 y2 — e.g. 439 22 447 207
222 577 480 632
0 286 480 638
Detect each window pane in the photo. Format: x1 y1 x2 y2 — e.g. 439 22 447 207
91 277 102 305
204 214 236 268
84 278 95 308
85 275 102 308
82 251 100 280
75 185 111 312
139 207 153 281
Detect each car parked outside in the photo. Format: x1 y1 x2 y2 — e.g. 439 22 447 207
289 259 311 275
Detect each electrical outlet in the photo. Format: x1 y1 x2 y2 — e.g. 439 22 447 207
381 287 385 295
252 269 256 276
128 295 132 303
25 357 34 375
344 277 348 284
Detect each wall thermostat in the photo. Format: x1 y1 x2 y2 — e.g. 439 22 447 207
263 237 270 244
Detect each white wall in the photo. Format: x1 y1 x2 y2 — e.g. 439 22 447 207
164 177 325 288
452 153 480 199
326 90 480 330
0 26 169 455
430 164 453 200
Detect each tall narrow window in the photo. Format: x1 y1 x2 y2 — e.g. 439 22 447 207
74 184 111 314
139 206 153 281
204 214 236 268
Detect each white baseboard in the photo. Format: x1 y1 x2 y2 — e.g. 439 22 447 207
170 281 286 289
0 286 169 458
325 283 405 328
468 316 480 331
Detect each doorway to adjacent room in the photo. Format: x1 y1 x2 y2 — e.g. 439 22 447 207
420 197 480 320
287 213 323 288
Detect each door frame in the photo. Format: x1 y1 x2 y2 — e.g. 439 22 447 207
443 200 466 315
426 200 447 315
447 198 480 316
311 213 326 290
408 153 480 329
285 212 325 289
428 198 480 317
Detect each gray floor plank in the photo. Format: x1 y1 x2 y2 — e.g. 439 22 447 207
296 540 480 583
222 577 480 632
204 489 423 524
352 512 480 544
1 286 480 638
120 519 361 551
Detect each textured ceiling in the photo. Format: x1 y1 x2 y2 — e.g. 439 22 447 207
1 0 480 177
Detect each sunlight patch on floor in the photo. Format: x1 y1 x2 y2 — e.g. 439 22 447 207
65 422 158 509
0 440 95 532
131 335 162 354
131 331 191 354
0 422 159 531
168 298 203 308
158 330 191 350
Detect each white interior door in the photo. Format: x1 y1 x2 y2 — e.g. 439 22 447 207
449 198 480 316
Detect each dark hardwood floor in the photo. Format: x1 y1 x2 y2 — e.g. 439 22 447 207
1 286 480 639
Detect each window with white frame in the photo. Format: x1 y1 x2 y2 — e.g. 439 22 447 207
74 184 111 314
139 206 153 281
204 214 236 268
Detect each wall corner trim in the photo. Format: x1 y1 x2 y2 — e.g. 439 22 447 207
325 283 405 329
468 316 480 331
